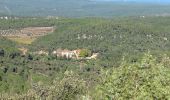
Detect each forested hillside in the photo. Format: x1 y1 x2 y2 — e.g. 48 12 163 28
31 17 170 63
0 17 170 99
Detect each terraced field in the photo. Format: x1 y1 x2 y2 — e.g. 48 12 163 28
0 27 54 44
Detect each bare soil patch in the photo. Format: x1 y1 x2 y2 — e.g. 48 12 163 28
0 27 54 44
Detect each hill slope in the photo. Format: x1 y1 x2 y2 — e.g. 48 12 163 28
31 17 170 63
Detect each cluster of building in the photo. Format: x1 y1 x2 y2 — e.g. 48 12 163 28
52 49 81 59
52 49 99 60
0 16 59 20
18 48 99 60
0 16 19 20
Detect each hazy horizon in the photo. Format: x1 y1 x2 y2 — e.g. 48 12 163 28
1 0 170 17
94 0 170 3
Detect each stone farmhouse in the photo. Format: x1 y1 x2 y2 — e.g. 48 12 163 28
52 49 98 60
52 49 81 59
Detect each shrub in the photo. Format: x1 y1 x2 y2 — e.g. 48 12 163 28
79 49 92 58
96 53 170 100
0 49 5 57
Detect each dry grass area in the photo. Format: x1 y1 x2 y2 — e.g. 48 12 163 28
8 37 36 44
0 27 54 44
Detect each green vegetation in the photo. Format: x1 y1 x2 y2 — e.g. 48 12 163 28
96 53 170 99
1 17 170 99
0 18 56 30
79 49 92 57
0 36 19 55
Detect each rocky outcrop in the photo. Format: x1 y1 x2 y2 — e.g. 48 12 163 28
18 47 28 56
86 53 99 60
33 50 49 56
